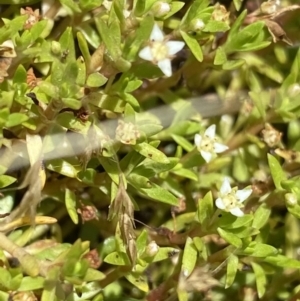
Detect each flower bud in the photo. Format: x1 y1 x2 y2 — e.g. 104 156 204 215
261 123 282 148
145 241 159 257
51 41 61 55
285 193 297 206
212 4 229 24
261 1 278 15
151 1 171 18
189 18 205 32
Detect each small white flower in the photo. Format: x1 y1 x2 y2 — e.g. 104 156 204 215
138 23 185 77
215 178 252 217
194 124 228 163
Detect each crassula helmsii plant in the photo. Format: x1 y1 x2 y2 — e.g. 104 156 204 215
1 0 300 300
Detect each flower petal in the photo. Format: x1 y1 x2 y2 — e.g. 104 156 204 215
194 134 202 147
200 150 212 163
157 58 172 77
230 207 244 217
235 188 252 203
205 124 216 139
220 177 231 195
139 46 153 61
150 23 164 41
214 142 228 153
166 41 185 55
215 198 226 210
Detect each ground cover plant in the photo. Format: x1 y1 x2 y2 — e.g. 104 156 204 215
1 0 300 300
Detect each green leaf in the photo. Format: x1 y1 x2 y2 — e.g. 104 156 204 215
123 15 154 61
60 0 81 13
251 262 267 298
125 79 143 93
0 16 27 44
104 252 130 265
243 243 278 257
77 31 91 63
223 59 244 70
0 267 11 288
122 93 140 111
55 112 91 134
225 255 239 288
153 247 178 262
197 191 214 229
61 98 82 110
217 228 242 248
84 269 105 282
59 27 76 62
79 0 103 11
65 188 78 224
249 91 270 119
193 237 208 260
133 142 169 163
46 159 79 178
6 113 29 127
38 81 59 99
171 168 198 181
217 213 253 229
181 0 210 24
171 134 194 152
227 22 270 53
233 0 243 10
139 123 163 137
203 20 229 33
125 272 149 292
180 31 203 62
13 64 27 84
163 2 185 20
136 229 148 256
18 276 45 291
226 10 247 41
232 154 249 182
0 175 16 188
181 237 197 277
86 73 108 87
252 204 271 230
98 157 120 185
214 47 227 65
264 254 300 268
268 154 286 189
140 184 179 206
95 17 121 60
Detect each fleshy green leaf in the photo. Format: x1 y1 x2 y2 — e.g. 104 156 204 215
268 154 286 189
225 254 239 288
197 191 214 229
181 237 197 277
217 228 242 248
133 142 169 163
65 188 78 224
180 31 203 62
251 262 267 298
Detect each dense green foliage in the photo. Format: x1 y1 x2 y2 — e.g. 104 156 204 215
1 0 300 300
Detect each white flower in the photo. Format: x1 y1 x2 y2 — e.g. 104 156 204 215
215 178 252 217
194 124 228 163
138 23 185 77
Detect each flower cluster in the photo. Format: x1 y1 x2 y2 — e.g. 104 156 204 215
115 120 140 145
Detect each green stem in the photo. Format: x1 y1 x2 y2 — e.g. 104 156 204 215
0 232 40 277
